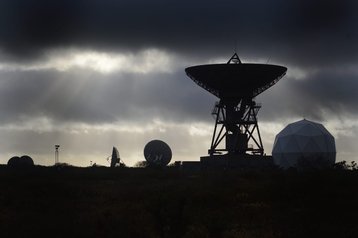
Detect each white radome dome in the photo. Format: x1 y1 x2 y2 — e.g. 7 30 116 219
272 119 336 169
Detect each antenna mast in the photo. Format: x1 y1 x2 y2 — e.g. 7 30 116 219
55 145 60 165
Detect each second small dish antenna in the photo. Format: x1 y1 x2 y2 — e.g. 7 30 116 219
144 140 172 167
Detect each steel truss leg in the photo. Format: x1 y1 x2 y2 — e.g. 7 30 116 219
208 100 264 156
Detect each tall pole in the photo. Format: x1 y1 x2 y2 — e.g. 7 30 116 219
55 145 60 165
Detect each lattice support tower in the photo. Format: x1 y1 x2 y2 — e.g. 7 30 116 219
208 99 264 156
55 145 60 165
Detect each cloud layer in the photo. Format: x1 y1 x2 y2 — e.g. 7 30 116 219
1 1 357 66
0 0 357 165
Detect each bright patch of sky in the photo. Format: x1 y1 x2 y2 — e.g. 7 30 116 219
0 49 180 74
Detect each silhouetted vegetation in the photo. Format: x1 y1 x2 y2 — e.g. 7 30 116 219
7 155 34 168
0 165 357 237
134 160 149 168
333 160 358 170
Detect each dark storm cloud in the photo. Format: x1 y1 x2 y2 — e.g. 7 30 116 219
259 69 358 121
0 0 357 67
1 0 358 165
0 0 357 125
0 68 214 124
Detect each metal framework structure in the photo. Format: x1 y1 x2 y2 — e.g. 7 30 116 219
55 145 60 164
209 99 263 156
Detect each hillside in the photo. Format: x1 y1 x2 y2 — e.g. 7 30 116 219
0 166 357 238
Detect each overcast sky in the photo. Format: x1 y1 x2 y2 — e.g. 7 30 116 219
0 0 357 166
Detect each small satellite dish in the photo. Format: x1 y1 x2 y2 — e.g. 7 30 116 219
144 140 172 167
110 146 120 167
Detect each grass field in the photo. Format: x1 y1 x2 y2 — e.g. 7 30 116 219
0 165 357 238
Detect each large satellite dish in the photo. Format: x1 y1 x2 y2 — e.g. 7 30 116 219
144 140 172 167
185 53 287 158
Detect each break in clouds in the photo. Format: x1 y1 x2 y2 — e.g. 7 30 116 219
0 0 357 165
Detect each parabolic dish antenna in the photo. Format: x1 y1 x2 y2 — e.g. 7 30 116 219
144 140 172 166
110 146 120 167
185 53 287 157
186 63 287 100
185 53 287 101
